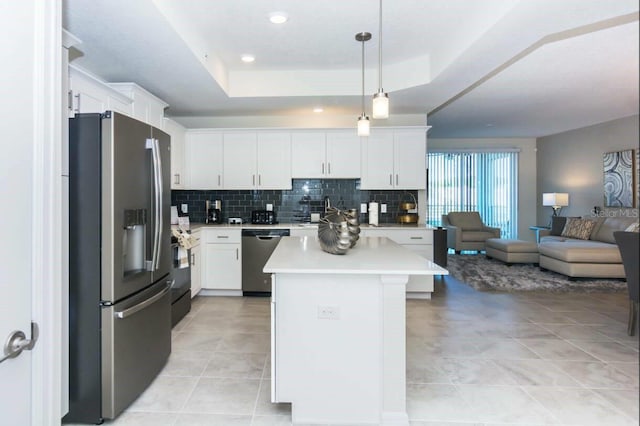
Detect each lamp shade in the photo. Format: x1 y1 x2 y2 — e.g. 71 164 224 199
357 115 370 136
542 193 569 207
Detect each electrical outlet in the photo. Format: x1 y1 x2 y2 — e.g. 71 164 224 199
181 204 188 213
381 204 387 213
266 203 273 211
360 203 368 213
317 305 340 320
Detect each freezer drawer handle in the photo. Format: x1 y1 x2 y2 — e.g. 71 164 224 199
114 282 171 319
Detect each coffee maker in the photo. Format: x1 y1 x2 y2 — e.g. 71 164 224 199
205 200 223 224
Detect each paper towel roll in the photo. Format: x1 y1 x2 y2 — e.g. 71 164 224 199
369 202 379 226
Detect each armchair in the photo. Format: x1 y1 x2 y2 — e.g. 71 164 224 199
442 211 501 254
613 231 639 336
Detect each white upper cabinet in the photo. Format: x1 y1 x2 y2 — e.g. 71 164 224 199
109 83 168 130
223 132 257 189
291 130 360 179
184 131 223 189
69 66 132 117
223 131 292 189
257 132 292 189
360 128 427 189
163 118 186 189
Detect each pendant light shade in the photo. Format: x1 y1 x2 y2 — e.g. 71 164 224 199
372 0 389 119
355 32 371 136
357 114 370 136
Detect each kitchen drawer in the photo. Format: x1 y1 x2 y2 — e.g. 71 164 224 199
202 228 241 244
387 230 433 245
360 228 433 245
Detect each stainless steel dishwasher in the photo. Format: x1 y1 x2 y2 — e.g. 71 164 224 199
242 228 290 295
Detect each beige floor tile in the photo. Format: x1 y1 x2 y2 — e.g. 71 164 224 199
406 383 476 422
516 338 598 361
254 379 292 416
440 358 518 385
540 323 616 341
592 388 640 420
181 377 261 415
172 331 225 351
100 411 178 425
406 355 454 384
525 387 636 425
174 412 252 425
161 350 212 377
608 361 640 384
127 375 199 412
552 360 637 389
493 358 581 387
567 340 640 363
216 332 270 353
472 338 541 360
455 384 558 424
202 352 266 379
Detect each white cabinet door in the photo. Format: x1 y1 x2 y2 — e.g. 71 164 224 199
223 132 258 189
185 131 223 189
394 129 426 190
361 128 426 189
257 132 292 189
164 118 185 189
291 132 326 178
190 241 201 298
360 129 395 189
202 243 241 290
325 131 361 178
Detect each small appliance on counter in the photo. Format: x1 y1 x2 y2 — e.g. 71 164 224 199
205 199 223 224
251 209 277 225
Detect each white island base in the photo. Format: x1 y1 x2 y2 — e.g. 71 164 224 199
265 236 447 425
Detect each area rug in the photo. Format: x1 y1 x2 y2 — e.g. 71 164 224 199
446 254 627 293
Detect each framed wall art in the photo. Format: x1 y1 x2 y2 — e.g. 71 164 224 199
603 149 636 208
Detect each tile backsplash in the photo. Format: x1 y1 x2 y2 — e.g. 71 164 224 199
171 179 417 224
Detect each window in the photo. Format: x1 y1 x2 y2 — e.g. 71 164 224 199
427 150 518 239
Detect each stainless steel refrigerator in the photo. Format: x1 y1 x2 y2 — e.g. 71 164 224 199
64 111 172 424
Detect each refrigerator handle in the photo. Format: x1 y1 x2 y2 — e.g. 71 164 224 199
154 138 164 270
146 138 162 271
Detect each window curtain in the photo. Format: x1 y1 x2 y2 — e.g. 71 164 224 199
427 150 519 239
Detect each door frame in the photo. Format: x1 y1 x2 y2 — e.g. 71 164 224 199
31 0 64 423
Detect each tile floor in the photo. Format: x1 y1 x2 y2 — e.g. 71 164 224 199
90 276 639 425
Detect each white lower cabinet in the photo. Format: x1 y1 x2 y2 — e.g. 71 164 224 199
200 228 242 295
360 227 435 298
190 230 201 298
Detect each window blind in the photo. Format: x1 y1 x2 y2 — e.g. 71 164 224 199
427 151 518 239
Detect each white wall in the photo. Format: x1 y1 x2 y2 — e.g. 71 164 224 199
536 115 639 221
428 137 538 241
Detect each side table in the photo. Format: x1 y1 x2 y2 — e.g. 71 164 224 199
529 225 550 243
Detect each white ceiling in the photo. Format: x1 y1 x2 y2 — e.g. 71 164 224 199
63 0 639 138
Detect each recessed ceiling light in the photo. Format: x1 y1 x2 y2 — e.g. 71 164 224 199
269 12 288 24
313 107 324 113
241 55 255 63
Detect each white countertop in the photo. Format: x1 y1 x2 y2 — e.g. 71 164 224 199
264 236 448 275
189 222 438 231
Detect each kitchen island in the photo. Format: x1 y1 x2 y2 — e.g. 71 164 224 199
264 236 447 425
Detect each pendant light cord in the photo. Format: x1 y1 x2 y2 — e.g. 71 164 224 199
378 0 382 89
361 37 366 114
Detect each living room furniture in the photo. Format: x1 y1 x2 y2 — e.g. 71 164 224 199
433 227 448 267
542 192 569 225
538 216 638 279
485 238 539 265
441 211 501 254
613 231 639 336
529 225 550 243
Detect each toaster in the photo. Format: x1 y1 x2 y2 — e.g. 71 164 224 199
251 210 277 225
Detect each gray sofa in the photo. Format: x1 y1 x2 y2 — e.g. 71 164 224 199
538 216 639 279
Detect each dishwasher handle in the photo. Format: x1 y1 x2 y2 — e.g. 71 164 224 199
256 235 282 241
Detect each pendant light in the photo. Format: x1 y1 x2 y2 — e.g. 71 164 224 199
356 32 371 136
372 0 389 119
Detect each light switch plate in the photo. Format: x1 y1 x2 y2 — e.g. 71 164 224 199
360 203 367 213
381 204 387 213
181 204 188 213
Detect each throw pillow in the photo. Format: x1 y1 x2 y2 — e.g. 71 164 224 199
625 222 640 232
550 216 567 236
561 218 596 240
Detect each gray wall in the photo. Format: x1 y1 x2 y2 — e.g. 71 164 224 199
536 115 639 222
428 138 538 241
